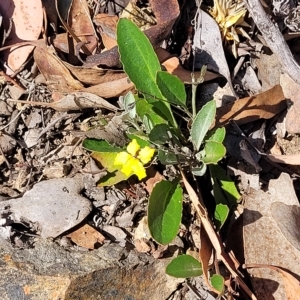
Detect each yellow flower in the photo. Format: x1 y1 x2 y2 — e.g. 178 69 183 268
138 146 156 164
127 138 140 156
114 151 131 166
114 139 155 180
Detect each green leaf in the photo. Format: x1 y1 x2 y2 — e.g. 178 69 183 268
149 124 180 146
166 255 203 278
158 150 186 165
214 204 229 230
143 114 154 132
156 71 186 107
191 100 216 151
201 141 226 164
83 139 122 152
123 92 136 119
97 170 128 187
158 150 177 164
148 179 183 245
210 274 225 293
91 152 127 186
149 124 171 145
136 98 167 129
126 133 150 148
191 163 207 176
207 127 226 143
117 19 177 128
209 165 241 207
117 19 162 98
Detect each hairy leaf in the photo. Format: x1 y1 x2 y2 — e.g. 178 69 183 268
166 255 203 278
201 140 226 164
117 19 162 98
191 100 216 151
209 164 241 207
214 204 229 230
148 179 182 245
210 274 225 293
156 71 186 107
83 139 122 152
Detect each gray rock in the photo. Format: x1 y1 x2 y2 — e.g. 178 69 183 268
0 239 182 299
0 177 92 238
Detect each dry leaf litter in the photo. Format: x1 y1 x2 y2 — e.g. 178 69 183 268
0 0 299 299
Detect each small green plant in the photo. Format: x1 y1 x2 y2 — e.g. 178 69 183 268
83 19 240 293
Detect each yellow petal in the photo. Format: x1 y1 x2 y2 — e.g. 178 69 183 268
120 157 147 180
121 164 133 177
120 156 136 177
127 139 140 156
114 152 131 166
138 147 155 164
131 158 147 180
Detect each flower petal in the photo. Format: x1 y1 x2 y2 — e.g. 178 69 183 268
138 147 155 164
114 152 131 166
127 139 140 156
131 158 147 180
121 163 134 177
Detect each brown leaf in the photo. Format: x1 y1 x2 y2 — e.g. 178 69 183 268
67 224 105 249
193 10 235 95
244 264 300 300
216 85 286 126
81 77 134 98
94 14 118 34
267 153 300 165
63 61 129 85
51 33 71 53
199 226 221 294
33 46 84 93
68 0 97 53
156 48 221 83
8 91 118 112
271 202 300 251
93 13 118 50
84 0 180 67
0 0 43 74
101 32 118 50
145 169 165 194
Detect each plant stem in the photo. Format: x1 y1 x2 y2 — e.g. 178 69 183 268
191 65 207 118
191 73 197 118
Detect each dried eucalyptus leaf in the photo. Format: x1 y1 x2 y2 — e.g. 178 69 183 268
193 10 235 95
